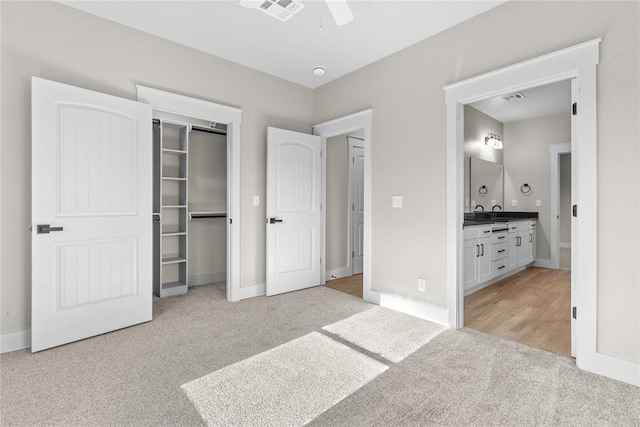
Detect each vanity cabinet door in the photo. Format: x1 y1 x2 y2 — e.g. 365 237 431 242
463 238 479 291
477 237 492 283
508 233 518 271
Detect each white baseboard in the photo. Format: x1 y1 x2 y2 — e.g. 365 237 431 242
237 283 265 300
579 352 639 387
366 289 448 327
189 271 226 287
533 259 555 269
326 267 352 281
1 330 31 354
560 242 572 249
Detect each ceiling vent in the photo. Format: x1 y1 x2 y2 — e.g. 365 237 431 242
258 0 304 22
501 92 526 102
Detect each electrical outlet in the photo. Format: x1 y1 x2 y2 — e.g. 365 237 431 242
418 278 426 292
491 200 496 206
536 199 542 207
253 195 260 206
392 195 403 208
471 199 476 207
512 200 518 207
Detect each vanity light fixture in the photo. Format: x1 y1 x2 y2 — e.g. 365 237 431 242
485 132 503 149
313 66 326 76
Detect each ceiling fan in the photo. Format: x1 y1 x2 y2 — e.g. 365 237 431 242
240 0 354 25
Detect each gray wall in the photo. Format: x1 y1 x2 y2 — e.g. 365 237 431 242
504 113 571 262
314 1 639 362
0 1 314 334
560 153 572 245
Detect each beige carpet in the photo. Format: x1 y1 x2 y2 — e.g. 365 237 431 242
182 332 387 426
323 306 446 363
2 284 639 426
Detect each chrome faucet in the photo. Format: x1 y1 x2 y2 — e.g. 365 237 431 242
492 205 502 213
474 204 484 212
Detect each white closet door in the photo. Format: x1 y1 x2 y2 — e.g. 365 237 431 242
349 140 365 275
31 77 153 352
266 127 322 296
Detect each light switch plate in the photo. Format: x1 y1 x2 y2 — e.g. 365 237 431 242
418 278 426 292
253 195 260 206
512 200 518 207
392 195 403 208
536 199 542 207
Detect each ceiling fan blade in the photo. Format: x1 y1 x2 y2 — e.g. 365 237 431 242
239 0 262 9
325 0 354 26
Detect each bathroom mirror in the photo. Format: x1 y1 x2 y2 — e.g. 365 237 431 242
468 157 504 212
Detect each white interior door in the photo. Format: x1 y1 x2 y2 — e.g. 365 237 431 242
31 77 152 352
266 127 322 296
349 139 364 275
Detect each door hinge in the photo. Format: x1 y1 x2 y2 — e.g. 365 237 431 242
229 218 232 224
572 205 578 217
320 151 323 158
352 204 355 211
572 306 577 319
352 251 355 258
320 257 322 264
572 102 577 115
352 157 355 164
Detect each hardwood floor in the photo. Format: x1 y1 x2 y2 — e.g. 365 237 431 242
325 274 363 298
464 267 572 358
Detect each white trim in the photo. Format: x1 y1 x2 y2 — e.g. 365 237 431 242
533 259 556 269
550 142 572 270
578 353 640 387
136 85 242 302
1 330 31 353
369 290 449 327
444 39 623 382
313 110 373 302
326 267 352 280
560 242 571 249
189 271 226 287
237 283 266 300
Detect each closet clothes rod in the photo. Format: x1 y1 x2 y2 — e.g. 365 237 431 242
152 119 227 136
191 124 227 136
189 212 227 219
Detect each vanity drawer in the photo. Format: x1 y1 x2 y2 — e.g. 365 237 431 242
464 225 492 240
492 242 508 260
491 232 508 244
492 259 509 276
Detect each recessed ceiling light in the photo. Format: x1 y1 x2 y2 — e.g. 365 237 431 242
313 66 326 76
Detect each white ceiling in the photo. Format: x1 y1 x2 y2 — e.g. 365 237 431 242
59 0 506 89
470 80 572 123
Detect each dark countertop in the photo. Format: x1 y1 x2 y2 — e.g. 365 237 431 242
463 211 538 227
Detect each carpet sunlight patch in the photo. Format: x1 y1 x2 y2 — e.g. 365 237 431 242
323 306 447 363
181 332 387 426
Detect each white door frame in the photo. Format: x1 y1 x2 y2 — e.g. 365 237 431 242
348 136 365 276
550 142 571 270
136 86 242 302
444 39 639 386
313 110 373 300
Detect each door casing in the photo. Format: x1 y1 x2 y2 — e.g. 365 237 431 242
136 86 242 302
313 110 373 299
444 39 639 386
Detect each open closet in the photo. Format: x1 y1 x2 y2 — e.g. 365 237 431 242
152 118 228 297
